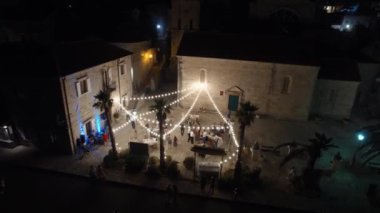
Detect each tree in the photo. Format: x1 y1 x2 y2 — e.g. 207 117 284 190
351 138 380 166
93 88 117 156
150 99 172 172
274 132 338 170
234 101 259 185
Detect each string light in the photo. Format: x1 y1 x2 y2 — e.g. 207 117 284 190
164 90 202 137
205 88 239 147
112 86 240 167
124 87 193 101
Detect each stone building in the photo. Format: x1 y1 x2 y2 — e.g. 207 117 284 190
110 39 156 91
177 33 319 120
311 59 361 119
170 0 200 58
177 32 362 120
58 40 133 154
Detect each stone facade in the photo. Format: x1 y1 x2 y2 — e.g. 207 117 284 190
170 0 200 57
111 41 155 89
178 56 319 120
356 62 380 118
311 79 360 119
60 56 133 153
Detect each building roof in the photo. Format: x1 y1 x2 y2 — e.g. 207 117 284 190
54 40 133 76
177 32 320 66
319 58 361 82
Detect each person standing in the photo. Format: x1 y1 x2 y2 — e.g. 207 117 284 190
190 130 195 144
167 134 172 149
102 133 109 146
166 184 173 205
209 176 215 195
172 184 178 204
180 123 185 136
187 126 191 142
200 177 206 194
173 136 178 147
331 152 342 171
232 187 238 200
96 165 106 181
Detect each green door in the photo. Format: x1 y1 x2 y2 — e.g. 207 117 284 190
228 95 239 111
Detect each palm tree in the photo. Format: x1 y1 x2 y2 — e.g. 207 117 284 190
274 132 338 170
93 88 117 156
351 139 380 166
150 99 172 172
234 101 259 184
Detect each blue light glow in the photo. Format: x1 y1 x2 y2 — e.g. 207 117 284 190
357 133 365 141
156 24 161 29
80 123 85 135
95 113 102 133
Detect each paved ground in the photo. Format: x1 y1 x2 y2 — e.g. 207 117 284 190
0 166 306 213
1 86 380 212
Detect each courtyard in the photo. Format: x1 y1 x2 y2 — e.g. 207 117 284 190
88 83 380 212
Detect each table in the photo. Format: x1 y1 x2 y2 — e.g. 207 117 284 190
198 162 221 177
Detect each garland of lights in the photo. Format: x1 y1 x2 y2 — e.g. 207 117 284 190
125 87 193 101
205 88 239 147
113 89 198 133
137 89 198 117
164 90 202 137
113 85 240 166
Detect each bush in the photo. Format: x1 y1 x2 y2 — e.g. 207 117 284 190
183 157 195 170
113 112 120 119
165 155 172 166
167 161 180 179
148 156 159 166
244 167 262 188
103 149 118 168
125 154 148 173
146 165 161 179
108 149 118 160
217 169 236 191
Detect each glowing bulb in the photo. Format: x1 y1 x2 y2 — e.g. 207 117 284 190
357 133 365 141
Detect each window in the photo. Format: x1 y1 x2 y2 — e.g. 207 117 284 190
281 76 292 94
200 69 206 83
76 78 91 97
119 64 125 75
0 125 13 141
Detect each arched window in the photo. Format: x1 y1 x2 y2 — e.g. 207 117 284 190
281 76 292 94
200 69 206 83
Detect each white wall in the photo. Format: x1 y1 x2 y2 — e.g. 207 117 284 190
60 55 133 153
178 56 318 120
311 79 359 118
111 41 155 90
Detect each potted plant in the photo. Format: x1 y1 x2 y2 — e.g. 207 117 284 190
113 112 120 121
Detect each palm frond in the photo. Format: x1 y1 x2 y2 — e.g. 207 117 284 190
362 151 380 165
352 142 373 166
273 142 304 151
361 146 379 159
279 148 306 167
236 101 258 126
